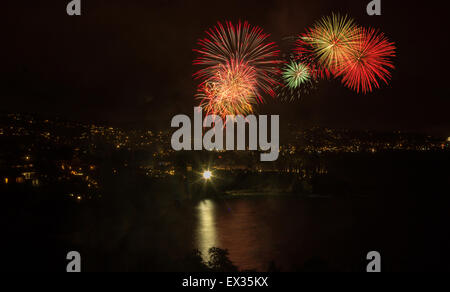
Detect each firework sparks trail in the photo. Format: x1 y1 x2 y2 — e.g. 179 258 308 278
197 60 257 117
277 59 317 102
283 61 312 89
295 13 359 77
194 21 282 115
337 27 396 94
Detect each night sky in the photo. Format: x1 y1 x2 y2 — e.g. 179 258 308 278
2 0 449 135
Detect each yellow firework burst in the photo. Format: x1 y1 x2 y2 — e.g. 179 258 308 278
302 13 359 73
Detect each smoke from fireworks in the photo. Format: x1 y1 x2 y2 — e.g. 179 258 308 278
337 28 396 94
194 21 281 116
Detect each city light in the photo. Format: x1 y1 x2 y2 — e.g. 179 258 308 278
203 170 212 180
447 137 450 142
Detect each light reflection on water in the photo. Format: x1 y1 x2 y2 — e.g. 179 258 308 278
194 198 274 271
193 197 369 271
195 200 218 261
193 196 413 272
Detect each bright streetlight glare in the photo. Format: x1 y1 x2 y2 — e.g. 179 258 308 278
203 170 212 180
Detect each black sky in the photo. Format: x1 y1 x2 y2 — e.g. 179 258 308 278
1 0 449 135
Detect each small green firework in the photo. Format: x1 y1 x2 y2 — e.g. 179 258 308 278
282 61 312 89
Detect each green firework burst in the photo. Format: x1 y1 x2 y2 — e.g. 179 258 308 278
282 61 312 89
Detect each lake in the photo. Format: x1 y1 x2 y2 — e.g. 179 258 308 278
192 195 450 272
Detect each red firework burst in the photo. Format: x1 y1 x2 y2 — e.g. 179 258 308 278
194 21 282 104
338 28 396 94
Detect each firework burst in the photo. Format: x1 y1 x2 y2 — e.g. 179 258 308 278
296 13 359 75
277 59 317 101
194 21 282 114
283 61 312 89
197 60 257 117
337 28 396 94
